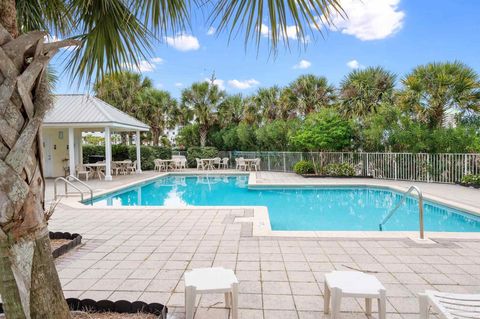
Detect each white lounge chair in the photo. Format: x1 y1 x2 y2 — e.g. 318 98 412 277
419 290 480 319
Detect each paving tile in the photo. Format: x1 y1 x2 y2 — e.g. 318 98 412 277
293 295 323 311
238 293 263 309
262 281 292 295
264 310 299 319
109 291 142 301
239 309 264 319
290 282 321 296
116 279 151 291
263 294 295 310
90 278 124 291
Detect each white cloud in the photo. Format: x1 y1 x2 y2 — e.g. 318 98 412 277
175 82 184 87
150 57 163 64
259 23 309 43
122 60 155 73
205 78 225 90
228 79 260 90
346 59 363 69
318 0 405 41
165 33 200 51
293 59 312 69
206 27 216 36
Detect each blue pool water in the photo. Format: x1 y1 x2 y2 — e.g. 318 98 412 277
91 175 480 232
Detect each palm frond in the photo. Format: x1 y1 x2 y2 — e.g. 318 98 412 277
66 0 153 84
16 0 72 35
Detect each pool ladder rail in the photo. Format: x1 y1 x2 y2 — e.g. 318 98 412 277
54 175 94 205
379 185 425 239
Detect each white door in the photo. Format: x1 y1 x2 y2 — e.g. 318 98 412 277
43 136 53 177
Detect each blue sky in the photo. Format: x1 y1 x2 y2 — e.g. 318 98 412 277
52 0 480 98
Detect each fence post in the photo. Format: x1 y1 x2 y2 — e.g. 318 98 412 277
427 154 430 183
366 153 369 176
283 152 286 172
268 152 271 171
464 154 468 175
394 154 398 180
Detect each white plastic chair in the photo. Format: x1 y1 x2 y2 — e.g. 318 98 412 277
213 157 221 169
184 267 238 319
222 157 229 169
195 158 204 170
235 158 247 170
251 158 261 171
419 290 480 319
76 164 90 181
153 159 162 172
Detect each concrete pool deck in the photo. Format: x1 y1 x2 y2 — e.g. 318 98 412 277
37 171 480 318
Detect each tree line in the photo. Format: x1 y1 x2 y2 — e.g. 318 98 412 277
94 61 480 153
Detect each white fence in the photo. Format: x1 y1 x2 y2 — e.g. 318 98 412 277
221 151 480 184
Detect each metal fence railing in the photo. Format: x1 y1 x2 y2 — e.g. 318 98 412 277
218 151 480 184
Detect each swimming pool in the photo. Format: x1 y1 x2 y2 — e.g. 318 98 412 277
90 175 480 232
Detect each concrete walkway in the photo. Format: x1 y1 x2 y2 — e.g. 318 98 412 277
49 204 480 319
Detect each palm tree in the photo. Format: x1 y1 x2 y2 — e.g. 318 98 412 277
0 0 342 317
94 71 152 143
399 61 480 128
138 88 177 145
181 81 226 147
255 86 282 122
285 74 336 117
218 94 245 126
339 66 396 118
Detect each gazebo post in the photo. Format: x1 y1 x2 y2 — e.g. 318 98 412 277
136 130 142 173
68 127 75 177
104 127 112 181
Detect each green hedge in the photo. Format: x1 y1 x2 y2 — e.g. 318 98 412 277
461 174 480 185
186 147 218 167
293 160 315 175
82 144 171 170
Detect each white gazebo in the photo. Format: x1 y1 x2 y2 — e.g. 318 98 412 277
42 94 149 180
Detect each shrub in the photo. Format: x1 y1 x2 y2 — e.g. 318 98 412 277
82 145 104 163
187 147 218 167
319 163 355 176
112 144 130 161
293 160 315 175
461 174 480 185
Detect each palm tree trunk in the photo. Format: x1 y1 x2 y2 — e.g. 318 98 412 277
152 129 160 146
0 22 72 318
199 126 208 147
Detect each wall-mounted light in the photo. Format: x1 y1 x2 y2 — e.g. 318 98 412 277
58 131 64 139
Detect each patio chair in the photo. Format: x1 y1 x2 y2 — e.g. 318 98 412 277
179 157 187 169
111 162 122 175
213 157 222 169
419 290 480 319
126 160 136 174
222 157 229 169
154 159 162 172
76 164 90 181
235 158 247 171
251 158 261 171
196 158 204 170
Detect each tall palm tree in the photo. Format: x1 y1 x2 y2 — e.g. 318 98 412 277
285 74 336 117
138 88 177 146
255 86 282 122
399 61 480 128
0 0 342 317
339 66 396 118
218 94 245 126
181 81 226 147
94 71 152 143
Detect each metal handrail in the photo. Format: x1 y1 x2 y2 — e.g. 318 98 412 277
54 176 94 205
54 177 84 201
379 185 425 239
66 175 94 205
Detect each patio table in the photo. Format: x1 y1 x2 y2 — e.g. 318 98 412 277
200 158 215 170
112 160 131 175
84 163 106 179
158 159 175 171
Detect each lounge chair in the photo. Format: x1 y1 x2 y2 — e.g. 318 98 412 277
76 164 90 181
419 290 480 319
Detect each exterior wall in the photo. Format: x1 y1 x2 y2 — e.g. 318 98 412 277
42 127 83 178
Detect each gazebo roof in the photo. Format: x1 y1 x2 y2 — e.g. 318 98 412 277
43 94 149 131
